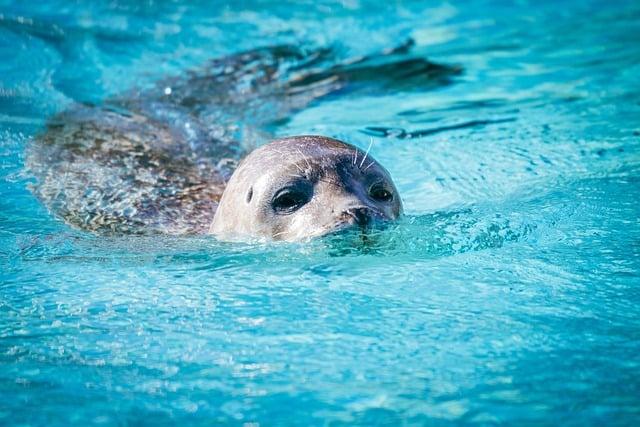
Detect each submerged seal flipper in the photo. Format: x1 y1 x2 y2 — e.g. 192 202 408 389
27 41 461 235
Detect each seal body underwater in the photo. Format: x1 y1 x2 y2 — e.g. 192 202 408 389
27 42 459 241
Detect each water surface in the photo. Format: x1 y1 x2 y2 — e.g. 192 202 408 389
1 0 639 425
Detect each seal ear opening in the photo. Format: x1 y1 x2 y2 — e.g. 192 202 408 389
246 187 253 204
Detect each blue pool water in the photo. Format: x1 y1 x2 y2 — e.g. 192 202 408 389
1 0 640 425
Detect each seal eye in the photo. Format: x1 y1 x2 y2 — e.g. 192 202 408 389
369 183 393 202
272 185 312 214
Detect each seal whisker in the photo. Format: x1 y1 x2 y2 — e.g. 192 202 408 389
296 148 312 170
272 148 304 173
317 177 343 188
359 137 374 168
363 161 375 172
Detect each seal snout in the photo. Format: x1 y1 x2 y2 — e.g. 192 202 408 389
341 206 384 228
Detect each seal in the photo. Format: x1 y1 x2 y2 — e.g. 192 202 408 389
210 135 402 241
26 42 458 240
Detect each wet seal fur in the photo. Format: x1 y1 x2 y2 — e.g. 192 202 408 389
27 42 459 240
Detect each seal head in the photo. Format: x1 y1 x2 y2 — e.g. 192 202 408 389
210 135 402 241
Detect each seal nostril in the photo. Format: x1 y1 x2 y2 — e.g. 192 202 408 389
345 207 371 226
246 187 253 204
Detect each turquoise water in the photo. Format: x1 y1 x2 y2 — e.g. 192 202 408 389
2 0 640 425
